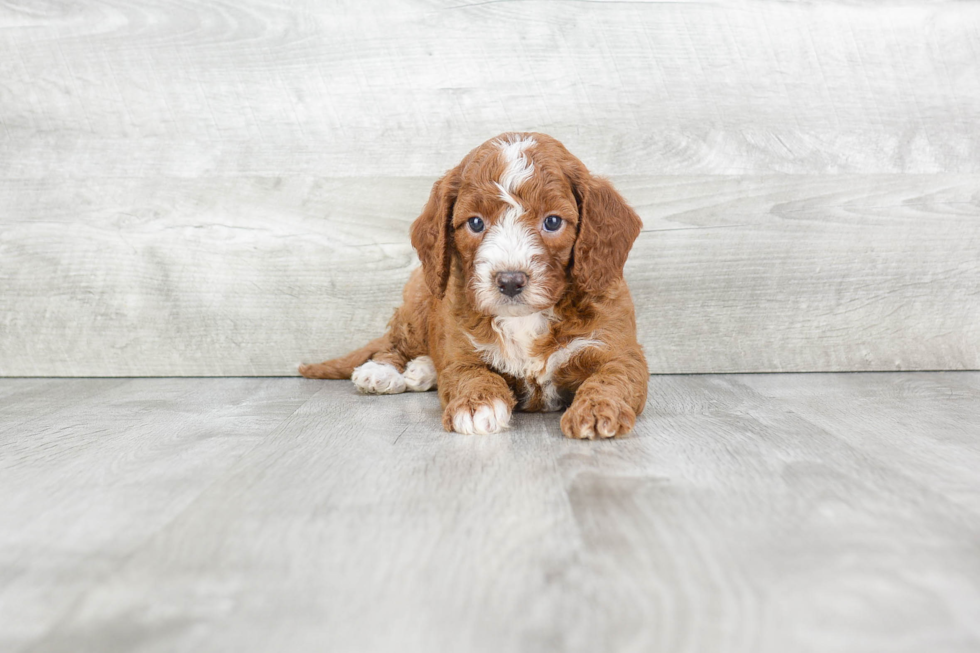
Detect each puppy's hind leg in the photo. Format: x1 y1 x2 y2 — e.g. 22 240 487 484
353 350 437 395
402 355 437 392
354 268 437 394
351 358 408 394
351 305 431 394
304 268 433 395
300 335 388 379
300 334 409 394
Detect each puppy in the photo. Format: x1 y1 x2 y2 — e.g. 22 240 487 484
300 132 647 439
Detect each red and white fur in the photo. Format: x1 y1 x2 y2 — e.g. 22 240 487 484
300 132 648 439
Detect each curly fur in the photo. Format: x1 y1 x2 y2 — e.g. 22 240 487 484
301 132 648 439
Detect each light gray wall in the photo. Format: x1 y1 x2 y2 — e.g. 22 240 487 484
1 0 978 376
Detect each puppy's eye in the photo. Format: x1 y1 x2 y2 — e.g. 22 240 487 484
467 216 485 233
543 215 563 232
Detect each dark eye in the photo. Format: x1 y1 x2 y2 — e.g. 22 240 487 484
467 216 485 233
543 215 562 232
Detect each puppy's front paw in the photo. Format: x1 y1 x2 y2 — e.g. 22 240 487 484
561 394 636 439
351 361 406 394
443 397 512 435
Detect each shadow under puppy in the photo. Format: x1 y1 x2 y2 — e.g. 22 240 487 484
301 132 648 439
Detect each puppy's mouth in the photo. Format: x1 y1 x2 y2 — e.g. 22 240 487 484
473 269 553 316
489 299 540 317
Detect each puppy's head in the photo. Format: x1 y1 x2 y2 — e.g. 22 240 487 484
411 132 642 316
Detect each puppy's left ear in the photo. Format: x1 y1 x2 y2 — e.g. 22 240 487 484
410 165 462 298
570 176 643 296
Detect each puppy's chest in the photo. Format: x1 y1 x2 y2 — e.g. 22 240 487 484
469 313 599 411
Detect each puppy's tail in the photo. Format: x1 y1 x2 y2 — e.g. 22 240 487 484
299 335 388 379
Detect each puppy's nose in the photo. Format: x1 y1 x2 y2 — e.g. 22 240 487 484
495 271 528 297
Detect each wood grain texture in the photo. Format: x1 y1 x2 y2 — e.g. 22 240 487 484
2 175 977 375
2 0 978 176
1 374 978 652
1 0 978 375
0 377 322 649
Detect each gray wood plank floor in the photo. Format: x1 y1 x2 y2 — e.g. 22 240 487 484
1 374 979 652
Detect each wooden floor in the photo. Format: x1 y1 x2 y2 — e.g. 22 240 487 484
2 373 979 652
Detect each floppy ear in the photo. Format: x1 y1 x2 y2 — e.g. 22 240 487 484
570 175 643 296
410 166 461 298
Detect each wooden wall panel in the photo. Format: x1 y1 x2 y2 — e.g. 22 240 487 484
0 0 977 375
2 175 976 375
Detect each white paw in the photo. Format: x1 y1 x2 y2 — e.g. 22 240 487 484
451 399 511 435
403 356 437 392
351 361 406 394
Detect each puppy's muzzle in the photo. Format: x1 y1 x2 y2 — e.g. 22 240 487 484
495 270 528 298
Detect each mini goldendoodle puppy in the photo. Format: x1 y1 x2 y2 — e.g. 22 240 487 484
301 132 647 439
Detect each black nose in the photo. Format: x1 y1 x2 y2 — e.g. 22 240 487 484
495 271 528 297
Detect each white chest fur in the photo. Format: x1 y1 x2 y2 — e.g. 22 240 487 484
471 312 551 380
469 311 601 411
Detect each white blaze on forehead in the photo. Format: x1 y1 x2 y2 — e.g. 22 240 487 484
495 135 536 202
476 203 543 273
471 135 546 315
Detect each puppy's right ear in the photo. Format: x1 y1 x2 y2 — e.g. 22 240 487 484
410 165 461 298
